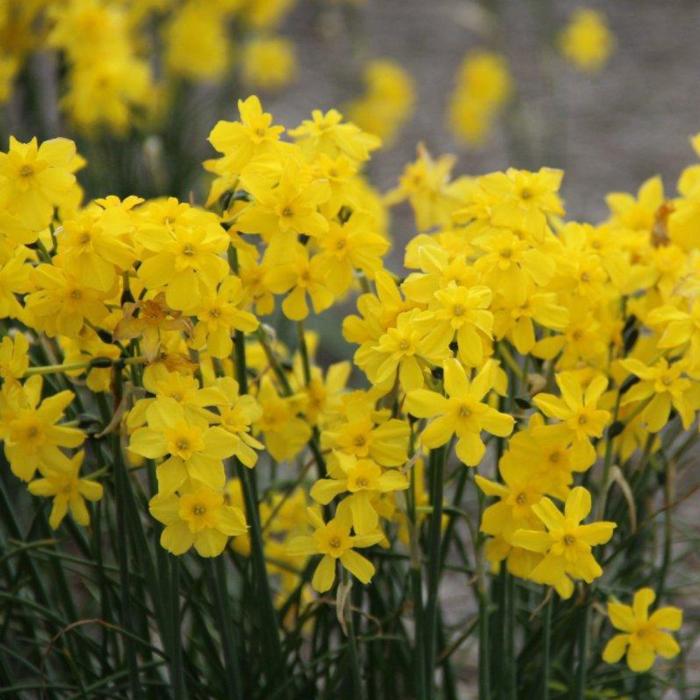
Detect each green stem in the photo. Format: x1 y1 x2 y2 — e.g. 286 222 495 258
344 573 365 700
438 466 469 570
542 596 551 700
424 446 446 697
477 485 491 700
112 369 142 700
406 446 427 700
573 601 589 700
505 573 516 700
210 557 244 699
256 325 327 478
223 261 289 695
25 360 92 375
170 557 185 700
655 454 674 602
297 321 312 385
595 394 621 521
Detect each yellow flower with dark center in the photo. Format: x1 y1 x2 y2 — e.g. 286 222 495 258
620 358 696 432
405 358 513 466
150 484 247 557
129 397 239 494
28 450 103 529
603 588 682 672
511 487 615 599
533 372 611 458
2 375 84 481
0 136 82 230
286 508 382 592
311 452 408 534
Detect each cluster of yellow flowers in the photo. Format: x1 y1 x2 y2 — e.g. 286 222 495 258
1 92 695 675
559 7 615 73
0 0 299 133
448 51 512 147
447 7 615 148
346 59 416 147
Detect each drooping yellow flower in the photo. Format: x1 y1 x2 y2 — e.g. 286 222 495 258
150 483 248 557
405 358 514 466
559 8 614 73
286 507 382 592
27 450 103 529
511 487 615 598
603 588 682 672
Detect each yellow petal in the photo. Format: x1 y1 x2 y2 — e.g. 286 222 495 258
653 631 680 659
404 389 447 418
649 606 683 631
193 529 228 557
564 486 591 523
348 492 378 535
312 555 336 592
443 358 469 397
626 643 655 672
532 497 564 531
161 521 194 556
510 529 551 553
633 588 655 620
421 416 454 449
310 479 347 505
455 432 485 466
340 549 375 584
607 602 635 632
602 634 629 664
